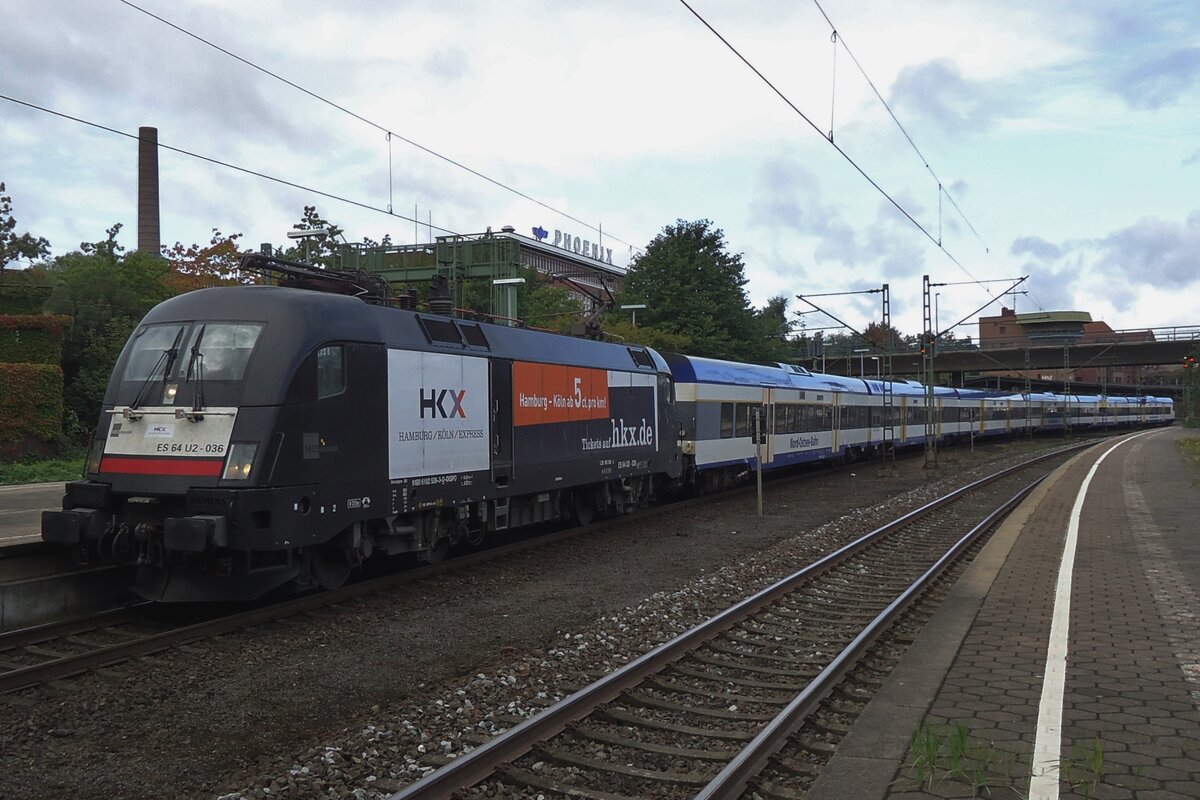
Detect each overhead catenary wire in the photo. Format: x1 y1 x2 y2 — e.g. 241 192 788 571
676 0 979 284
0 92 459 235
112 0 639 253
809 0 991 256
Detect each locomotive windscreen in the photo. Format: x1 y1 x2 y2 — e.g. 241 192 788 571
121 322 264 383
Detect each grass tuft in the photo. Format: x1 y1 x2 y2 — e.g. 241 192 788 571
0 456 85 485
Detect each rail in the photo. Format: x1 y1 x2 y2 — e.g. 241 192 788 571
390 442 1092 799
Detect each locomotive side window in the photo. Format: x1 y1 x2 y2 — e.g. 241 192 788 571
317 345 345 398
460 323 490 349
628 348 656 369
419 316 463 346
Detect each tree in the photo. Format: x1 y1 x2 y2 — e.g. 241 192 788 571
162 229 255 293
863 321 906 352
0 182 51 279
45 224 174 436
751 294 798 362
600 318 694 353
458 267 585 332
621 219 761 361
279 205 345 266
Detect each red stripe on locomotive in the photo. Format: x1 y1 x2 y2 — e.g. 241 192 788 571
99 456 224 477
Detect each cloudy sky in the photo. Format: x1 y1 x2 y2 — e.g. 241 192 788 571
2 0 1197 338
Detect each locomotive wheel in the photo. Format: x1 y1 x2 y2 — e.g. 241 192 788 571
573 489 597 526
418 538 450 564
310 542 352 590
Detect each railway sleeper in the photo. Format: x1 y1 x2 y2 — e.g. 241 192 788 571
619 690 776 721
565 725 735 762
671 662 809 692
648 676 792 707
499 766 637 800
688 651 822 678
752 779 809 800
532 743 713 787
595 707 755 741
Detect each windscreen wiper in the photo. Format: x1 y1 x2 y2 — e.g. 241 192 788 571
129 326 186 413
185 324 207 418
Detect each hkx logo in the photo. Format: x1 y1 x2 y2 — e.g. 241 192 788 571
420 388 467 419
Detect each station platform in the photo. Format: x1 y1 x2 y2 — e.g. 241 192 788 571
0 481 63 549
810 426 1200 800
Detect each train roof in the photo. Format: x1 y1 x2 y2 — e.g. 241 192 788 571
142 286 672 375
664 354 863 392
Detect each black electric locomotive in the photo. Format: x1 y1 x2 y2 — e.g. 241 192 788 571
43 280 681 601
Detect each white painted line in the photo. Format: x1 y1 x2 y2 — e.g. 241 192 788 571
1029 429 1160 799
0 482 66 492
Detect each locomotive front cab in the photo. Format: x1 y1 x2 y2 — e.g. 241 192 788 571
41 285 388 601
43 315 274 587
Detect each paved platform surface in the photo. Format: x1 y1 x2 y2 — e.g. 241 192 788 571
809 426 1200 800
0 481 63 548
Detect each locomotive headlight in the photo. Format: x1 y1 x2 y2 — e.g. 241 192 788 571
222 443 258 480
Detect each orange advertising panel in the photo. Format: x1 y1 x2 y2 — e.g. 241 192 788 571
513 362 611 426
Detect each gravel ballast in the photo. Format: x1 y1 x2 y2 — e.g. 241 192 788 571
0 440 1074 799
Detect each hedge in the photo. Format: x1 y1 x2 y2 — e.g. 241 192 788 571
0 285 52 315
0 363 63 447
0 314 71 364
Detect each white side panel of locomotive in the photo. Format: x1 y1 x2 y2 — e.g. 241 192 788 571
387 350 491 480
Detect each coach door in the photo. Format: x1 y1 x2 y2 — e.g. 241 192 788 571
760 388 775 466
490 359 513 486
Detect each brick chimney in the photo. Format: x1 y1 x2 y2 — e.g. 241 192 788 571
137 126 160 254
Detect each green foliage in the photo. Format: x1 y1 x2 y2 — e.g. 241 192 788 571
0 181 52 279
44 225 174 432
162 228 256 292
904 719 1022 795
618 220 802 362
621 219 764 361
0 363 63 451
0 284 52 314
600 318 694 353
1182 345 1200 427
458 267 586 332
0 456 85 485
0 314 71 364
278 206 345 266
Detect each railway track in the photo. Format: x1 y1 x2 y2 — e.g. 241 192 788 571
389 445 1085 799
0 437 1099 699
0 478 746 695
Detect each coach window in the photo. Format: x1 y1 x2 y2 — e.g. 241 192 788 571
317 345 345 398
735 405 751 438
720 403 734 438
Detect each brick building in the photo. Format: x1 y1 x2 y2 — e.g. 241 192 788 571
978 307 1158 386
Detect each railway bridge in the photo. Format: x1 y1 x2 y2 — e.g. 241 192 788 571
817 324 1200 395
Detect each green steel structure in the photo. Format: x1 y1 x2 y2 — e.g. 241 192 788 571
339 228 625 324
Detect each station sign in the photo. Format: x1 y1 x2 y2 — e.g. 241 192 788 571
532 225 614 265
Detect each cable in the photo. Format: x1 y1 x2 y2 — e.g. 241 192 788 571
112 0 639 253
0 92 459 235
810 0 991 256
677 0 978 282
